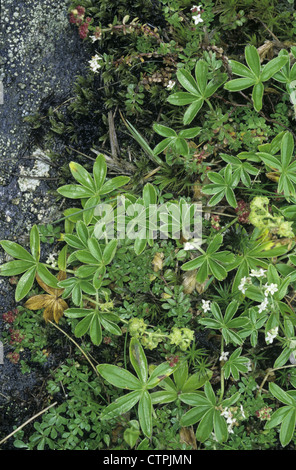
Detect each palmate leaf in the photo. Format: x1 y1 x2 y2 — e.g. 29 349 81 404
167 59 227 125
152 123 201 157
25 271 68 323
97 338 177 438
57 154 130 224
0 225 60 301
225 45 288 111
202 164 240 208
65 305 121 346
180 382 240 443
182 233 235 283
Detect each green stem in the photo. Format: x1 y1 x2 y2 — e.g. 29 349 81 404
219 337 225 404
44 264 75 274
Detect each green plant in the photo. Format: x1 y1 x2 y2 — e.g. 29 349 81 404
181 233 236 283
97 337 178 438
224 45 289 111
179 381 241 443
167 59 227 124
265 381 296 447
0 225 60 301
202 163 240 208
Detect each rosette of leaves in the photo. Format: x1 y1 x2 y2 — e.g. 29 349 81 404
167 60 227 125
224 45 288 112
152 123 201 161
61 230 118 291
0 225 60 301
150 360 212 405
202 163 240 208
220 153 259 187
97 337 178 438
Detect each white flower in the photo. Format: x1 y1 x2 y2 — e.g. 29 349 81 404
240 405 246 419
264 283 278 297
246 360 252 372
90 35 101 43
191 5 202 12
265 327 278 344
88 54 103 73
46 253 57 268
258 298 268 313
192 14 203 24
250 268 266 278
201 299 211 312
166 79 176 90
219 351 229 362
184 238 201 250
238 276 251 294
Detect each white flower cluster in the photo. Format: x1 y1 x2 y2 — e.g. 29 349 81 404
166 80 176 90
88 54 103 73
221 406 245 434
191 5 203 25
263 283 278 296
219 351 229 362
239 268 267 293
265 326 278 345
238 276 252 294
46 253 57 268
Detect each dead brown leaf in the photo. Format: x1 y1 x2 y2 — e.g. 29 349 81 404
182 270 197 294
179 426 197 449
24 271 68 324
152 252 164 272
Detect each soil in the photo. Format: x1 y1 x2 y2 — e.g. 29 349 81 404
0 0 91 449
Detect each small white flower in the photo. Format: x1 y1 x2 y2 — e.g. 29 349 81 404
184 238 201 250
240 405 246 418
219 351 229 362
250 268 266 278
88 54 103 73
90 35 101 43
238 276 251 294
246 360 252 372
264 283 278 297
166 80 176 90
192 14 203 24
191 5 202 12
258 298 268 313
201 299 211 312
265 327 278 344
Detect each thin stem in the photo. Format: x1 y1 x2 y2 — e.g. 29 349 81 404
0 402 57 446
48 321 99 377
219 337 225 404
257 364 296 397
